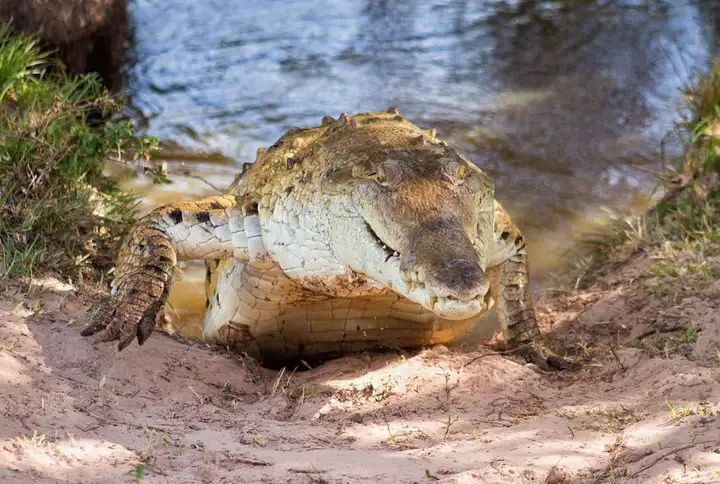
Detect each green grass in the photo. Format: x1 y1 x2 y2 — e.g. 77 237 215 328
629 339 645 349
648 261 679 278
127 463 146 483
665 398 712 425
568 59 720 289
0 24 157 283
680 325 698 344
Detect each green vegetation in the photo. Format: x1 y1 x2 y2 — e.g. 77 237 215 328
572 62 720 289
629 339 645 349
665 398 712 425
0 25 157 283
127 463 146 483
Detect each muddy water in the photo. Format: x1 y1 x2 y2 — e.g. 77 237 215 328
124 0 720 340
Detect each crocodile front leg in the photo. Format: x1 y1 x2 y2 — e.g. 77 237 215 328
82 195 247 350
487 201 569 371
486 251 539 345
486 253 568 371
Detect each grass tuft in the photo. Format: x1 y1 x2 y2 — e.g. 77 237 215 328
0 24 157 283
566 59 720 289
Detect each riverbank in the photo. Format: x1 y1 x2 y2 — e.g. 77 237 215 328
0 25 156 285
0 249 718 483
1 32 720 484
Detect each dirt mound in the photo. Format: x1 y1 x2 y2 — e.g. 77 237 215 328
1 259 719 483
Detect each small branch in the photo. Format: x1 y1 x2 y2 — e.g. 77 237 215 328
179 173 226 193
630 163 666 179
187 385 205 404
288 464 324 474
628 441 712 478
223 451 274 467
634 322 689 341
461 343 532 370
107 156 227 193
608 345 625 372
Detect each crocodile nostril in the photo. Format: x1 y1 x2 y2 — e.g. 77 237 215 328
433 259 485 295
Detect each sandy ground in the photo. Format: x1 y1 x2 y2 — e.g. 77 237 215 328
1 250 720 483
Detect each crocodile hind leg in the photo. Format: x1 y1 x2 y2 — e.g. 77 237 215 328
486 252 569 371
82 194 252 350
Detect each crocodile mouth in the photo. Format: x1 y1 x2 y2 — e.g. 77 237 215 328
365 222 400 263
363 221 486 319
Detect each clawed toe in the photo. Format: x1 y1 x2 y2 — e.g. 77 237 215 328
517 344 572 372
546 354 571 371
80 291 166 352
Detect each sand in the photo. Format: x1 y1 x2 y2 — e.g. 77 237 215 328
1 251 719 483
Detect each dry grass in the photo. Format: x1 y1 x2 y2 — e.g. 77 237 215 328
0 24 157 284
562 61 720 292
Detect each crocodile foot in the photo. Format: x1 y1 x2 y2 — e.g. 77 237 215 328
81 275 170 351
517 343 572 372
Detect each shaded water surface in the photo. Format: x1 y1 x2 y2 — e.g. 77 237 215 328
125 0 720 336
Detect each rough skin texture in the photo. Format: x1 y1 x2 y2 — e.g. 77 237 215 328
83 109 567 370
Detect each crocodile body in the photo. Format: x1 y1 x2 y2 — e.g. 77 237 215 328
84 109 565 369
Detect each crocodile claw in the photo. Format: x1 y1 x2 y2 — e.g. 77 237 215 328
518 343 571 372
81 276 170 351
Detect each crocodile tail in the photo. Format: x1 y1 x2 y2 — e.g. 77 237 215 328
205 259 220 310
487 201 541 346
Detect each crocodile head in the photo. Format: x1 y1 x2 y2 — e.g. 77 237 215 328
325 141 496 320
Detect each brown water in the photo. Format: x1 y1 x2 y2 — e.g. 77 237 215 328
123 0 720 338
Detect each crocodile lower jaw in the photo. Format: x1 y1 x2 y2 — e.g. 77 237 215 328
403 281 486 320
434 295 486 320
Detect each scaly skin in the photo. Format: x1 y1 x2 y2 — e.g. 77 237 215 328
82 195 239 348
84 109 567 370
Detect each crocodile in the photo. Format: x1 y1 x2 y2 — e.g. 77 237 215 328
82 109 567 370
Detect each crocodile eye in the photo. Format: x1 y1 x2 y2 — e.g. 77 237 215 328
351 164 370 179
352 164 387 184
374 166 386 183
443 160 468 185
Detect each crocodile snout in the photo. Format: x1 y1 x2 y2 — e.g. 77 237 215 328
429 258 488 319
431 258 486 301
389 216 490 320
401 257 489 320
